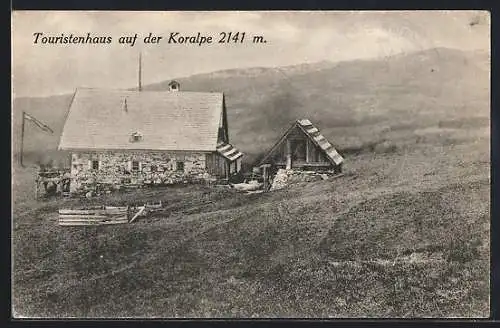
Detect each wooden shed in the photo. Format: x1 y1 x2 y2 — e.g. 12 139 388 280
258 119 344 173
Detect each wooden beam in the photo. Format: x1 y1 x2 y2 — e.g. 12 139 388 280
129 206 145 223
306 139 310 163
262 165 270 190
258 121 299 165
273 162 331 167
35 177 38 199
286 139 292 169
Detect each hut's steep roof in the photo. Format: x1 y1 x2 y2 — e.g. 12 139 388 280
58 88 224 152
296 119 344 165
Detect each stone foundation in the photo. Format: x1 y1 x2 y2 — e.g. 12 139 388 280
70 151 216 193
270 169 339 191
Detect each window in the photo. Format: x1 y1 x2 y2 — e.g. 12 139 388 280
132 161 140 172
176 161 185 172
151 165 157 172
92 160 99 170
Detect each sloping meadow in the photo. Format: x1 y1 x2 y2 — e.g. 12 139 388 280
12 145 489 318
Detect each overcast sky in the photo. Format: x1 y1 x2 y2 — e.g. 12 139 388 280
12 10 490 98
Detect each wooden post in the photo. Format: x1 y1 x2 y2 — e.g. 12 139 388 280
262 165 270 191
306 139 310 163
20 112 25 167
286 139 292 170
35 175 38 199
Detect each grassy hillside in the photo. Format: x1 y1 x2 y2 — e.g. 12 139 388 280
12 47 490 166
12 132 489 317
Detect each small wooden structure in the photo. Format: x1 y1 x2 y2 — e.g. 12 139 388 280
35 169 71 199
58 206 130 226
258 119 344 172
58 203 157 226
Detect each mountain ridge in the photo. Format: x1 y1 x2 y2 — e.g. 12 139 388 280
14 47 488 102
12 47 489 166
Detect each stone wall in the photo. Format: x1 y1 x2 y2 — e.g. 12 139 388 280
270 168 339 191
69 151 215 193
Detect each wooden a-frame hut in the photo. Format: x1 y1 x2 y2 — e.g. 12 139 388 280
258 119 344 173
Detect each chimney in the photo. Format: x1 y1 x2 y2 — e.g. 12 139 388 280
123 97 128 112
168 80 180 92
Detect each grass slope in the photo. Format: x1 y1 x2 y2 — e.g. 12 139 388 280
12 130 490 317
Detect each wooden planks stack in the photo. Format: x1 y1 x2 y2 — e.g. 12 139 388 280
145 201 162 211
58 202 163 226
58 206 129 226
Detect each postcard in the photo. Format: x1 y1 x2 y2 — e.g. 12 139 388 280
11 10 491 318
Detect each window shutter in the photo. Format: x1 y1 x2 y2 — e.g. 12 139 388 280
88 160 92 170
98 160 102 171
139 162 142 172
127 160 132 171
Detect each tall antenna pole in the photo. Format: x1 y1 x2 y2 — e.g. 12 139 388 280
138 52 142 91
20 111 25 167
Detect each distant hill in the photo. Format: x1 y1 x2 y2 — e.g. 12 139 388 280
12 47 489 166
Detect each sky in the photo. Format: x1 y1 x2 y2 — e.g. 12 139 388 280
12 10 490 97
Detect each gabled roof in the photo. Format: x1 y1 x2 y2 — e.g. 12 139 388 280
58 88 225 152
296 119 344 165
259 119 344 166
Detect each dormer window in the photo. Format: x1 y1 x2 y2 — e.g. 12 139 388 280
130 132 143 142
168 80 180 92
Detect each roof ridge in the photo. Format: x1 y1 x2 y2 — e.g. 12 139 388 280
74 87 223 96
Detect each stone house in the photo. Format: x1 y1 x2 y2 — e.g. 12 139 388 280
58 81 243 193
258 119 343 173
